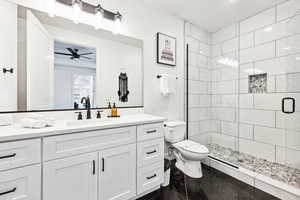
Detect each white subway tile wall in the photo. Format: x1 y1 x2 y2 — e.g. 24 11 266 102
185 0 300 170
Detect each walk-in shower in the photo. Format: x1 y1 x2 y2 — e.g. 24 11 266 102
185 1 300 191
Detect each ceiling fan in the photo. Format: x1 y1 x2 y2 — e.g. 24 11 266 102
55 48 93 60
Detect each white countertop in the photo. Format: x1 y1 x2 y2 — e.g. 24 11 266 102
0 114 166 142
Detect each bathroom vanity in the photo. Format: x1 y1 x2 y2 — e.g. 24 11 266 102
0 114 165 200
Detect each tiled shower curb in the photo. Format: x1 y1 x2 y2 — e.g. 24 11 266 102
205 157 300 200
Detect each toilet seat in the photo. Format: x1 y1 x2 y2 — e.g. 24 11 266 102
174 140 209 154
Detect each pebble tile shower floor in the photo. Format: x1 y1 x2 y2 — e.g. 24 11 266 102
208 143 300 189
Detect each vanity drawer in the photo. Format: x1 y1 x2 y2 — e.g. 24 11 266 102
137 162 164 194
137 138 164 167
137 123 163 142
43 126 136 161
0 164 41 200
0 139 41 171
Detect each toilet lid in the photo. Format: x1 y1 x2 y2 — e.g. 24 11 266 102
175 140 209 154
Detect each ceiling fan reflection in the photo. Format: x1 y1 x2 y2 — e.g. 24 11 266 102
55 48 93 60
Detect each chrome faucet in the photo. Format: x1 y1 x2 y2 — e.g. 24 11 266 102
81 96 91 119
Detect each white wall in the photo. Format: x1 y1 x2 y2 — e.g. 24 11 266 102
0 0 17 112
7 0 185 121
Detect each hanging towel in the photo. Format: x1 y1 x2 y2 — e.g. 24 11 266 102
160 74 177 96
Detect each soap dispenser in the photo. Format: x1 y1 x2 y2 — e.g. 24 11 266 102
111 103 118 117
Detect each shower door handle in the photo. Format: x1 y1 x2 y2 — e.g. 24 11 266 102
282 97 295 114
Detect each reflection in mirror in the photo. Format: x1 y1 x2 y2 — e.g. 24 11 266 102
54 41 97 110
0 2 143 113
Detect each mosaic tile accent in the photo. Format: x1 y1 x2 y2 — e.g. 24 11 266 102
249 73 267 93
207 143 300 189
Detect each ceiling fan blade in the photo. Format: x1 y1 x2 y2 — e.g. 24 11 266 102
67 48 75 54
55 52 73 56
81 56 92 60
79 52 93 56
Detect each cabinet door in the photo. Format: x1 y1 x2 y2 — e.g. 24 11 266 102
43 152 97 200
99 144 136 200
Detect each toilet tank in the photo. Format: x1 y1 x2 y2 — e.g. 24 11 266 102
164 121 186 143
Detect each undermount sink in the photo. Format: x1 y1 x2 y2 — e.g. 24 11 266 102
66 118 112 126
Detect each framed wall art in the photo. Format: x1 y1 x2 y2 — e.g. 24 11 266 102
157 32 176 66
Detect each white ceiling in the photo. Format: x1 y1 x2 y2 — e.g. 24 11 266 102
142 0 286 32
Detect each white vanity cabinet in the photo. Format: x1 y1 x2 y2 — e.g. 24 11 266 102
42 122 164 200
0 119 165 200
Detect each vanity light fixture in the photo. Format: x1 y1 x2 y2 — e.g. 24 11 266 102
94 4 104 30
113 12 122 35
56 0 123 33
72 0 82 24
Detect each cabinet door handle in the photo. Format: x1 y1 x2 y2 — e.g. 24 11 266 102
92 160 96 175
146 150 157 155
0 153 16 160
146 130 157 134
102 158 105 172
146 174 157 180
2 68 14 74
0 187 16 196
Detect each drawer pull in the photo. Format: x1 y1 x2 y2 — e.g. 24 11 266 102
146 174 157 180
0 187 16 196
146 130 157 134
146 150 157 155
0 153 16 160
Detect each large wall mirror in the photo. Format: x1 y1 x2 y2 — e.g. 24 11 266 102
0 0 143 113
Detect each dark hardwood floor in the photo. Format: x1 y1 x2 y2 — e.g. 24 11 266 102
138 162 280 200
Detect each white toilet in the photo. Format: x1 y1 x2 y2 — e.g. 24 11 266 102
164 121 209 178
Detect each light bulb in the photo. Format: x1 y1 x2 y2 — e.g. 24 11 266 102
113 13 121 35
48 0 55 17
72 0 81 24
94 8 103 30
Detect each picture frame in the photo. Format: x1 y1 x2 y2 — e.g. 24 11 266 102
156 32 177 66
